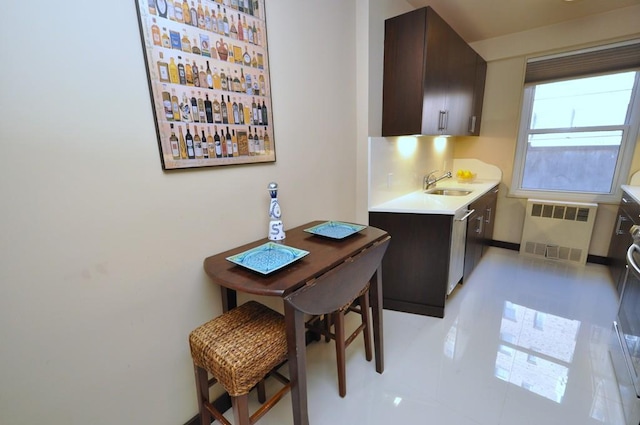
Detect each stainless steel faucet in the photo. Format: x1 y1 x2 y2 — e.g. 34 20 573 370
424 170 452 190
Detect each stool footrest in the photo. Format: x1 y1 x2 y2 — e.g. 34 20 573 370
249 373 291 424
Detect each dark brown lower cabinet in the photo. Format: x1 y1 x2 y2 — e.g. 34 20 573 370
369 184 498 318
369 212 452 318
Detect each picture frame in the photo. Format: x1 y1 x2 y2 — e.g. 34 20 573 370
135 0 275 170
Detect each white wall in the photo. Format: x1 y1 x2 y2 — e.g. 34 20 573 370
0 1 356 424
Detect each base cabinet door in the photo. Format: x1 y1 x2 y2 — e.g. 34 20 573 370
463 185 498 280
482 186 499 256
608 191 640 295
369 212 452 318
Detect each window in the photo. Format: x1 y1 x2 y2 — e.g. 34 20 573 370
511 41 640 203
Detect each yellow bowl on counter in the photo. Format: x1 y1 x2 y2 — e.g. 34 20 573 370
456 170 476 183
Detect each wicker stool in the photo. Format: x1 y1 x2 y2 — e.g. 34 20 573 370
189 301 291 425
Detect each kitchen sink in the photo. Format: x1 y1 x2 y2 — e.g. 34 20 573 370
425 188 472 196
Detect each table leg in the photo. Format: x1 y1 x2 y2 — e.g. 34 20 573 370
369 267 385 373
284 301 309 425
220 287 237 313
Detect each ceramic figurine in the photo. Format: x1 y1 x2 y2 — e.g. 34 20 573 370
268 182 285 241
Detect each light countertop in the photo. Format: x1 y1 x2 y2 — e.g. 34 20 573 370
369 179 500 215
622 185 640 204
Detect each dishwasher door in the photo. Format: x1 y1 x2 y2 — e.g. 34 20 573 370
448 208 472 295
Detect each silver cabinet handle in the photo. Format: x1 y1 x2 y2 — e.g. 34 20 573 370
616 214 630 235
438 111 447 131
485 207 492 224
468 116 476 133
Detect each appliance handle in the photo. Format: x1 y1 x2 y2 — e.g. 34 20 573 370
613 320 640 397
626 244 640 278
456 209 475 222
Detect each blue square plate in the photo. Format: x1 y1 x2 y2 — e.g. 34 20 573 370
304 221 367 239
226 242 309 274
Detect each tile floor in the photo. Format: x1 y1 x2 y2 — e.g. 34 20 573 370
241 247 628 424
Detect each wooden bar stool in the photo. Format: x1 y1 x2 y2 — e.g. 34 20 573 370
288 237 390 398
306 284 373 397
189 301 291 425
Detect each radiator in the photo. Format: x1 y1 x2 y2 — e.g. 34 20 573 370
519 199 597 264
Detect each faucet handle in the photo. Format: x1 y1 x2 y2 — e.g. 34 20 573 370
424 170 438 190
424 169 438 181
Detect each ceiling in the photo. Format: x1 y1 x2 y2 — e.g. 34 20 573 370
405 0 640 42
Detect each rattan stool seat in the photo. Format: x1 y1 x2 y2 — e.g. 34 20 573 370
189 301 288 396
189 301 290 425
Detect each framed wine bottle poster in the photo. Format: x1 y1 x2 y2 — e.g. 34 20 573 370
135 0 275 170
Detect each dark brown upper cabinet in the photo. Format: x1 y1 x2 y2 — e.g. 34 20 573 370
382 7 487 137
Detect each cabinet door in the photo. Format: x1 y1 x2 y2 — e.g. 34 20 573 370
369 212 453 318
469 54 487 136
482 186 498 255
443 38 476 135
382 8 429 137
608 206 635 295
621 194 640 225
422 8 454 135
464 208 484 281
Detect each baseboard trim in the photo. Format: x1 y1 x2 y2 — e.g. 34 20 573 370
586 254 608 265
490 240 519 251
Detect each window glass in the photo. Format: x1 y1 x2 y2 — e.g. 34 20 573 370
522 131 622 193
531 73 635 129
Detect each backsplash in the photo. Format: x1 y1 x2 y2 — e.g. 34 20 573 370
368 135 453 207
368 136 503 208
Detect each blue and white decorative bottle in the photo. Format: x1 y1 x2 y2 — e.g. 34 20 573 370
268 182 286 241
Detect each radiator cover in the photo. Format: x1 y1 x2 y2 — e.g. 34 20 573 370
520 199 597 264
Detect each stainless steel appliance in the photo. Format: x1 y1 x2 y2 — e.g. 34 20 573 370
611 225 640 425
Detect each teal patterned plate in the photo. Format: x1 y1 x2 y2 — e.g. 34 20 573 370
304 221 367 239
226 242 309 274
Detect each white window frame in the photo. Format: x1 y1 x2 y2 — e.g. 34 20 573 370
510 70 640 204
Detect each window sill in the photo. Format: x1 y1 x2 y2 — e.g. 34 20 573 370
507 188 622 205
